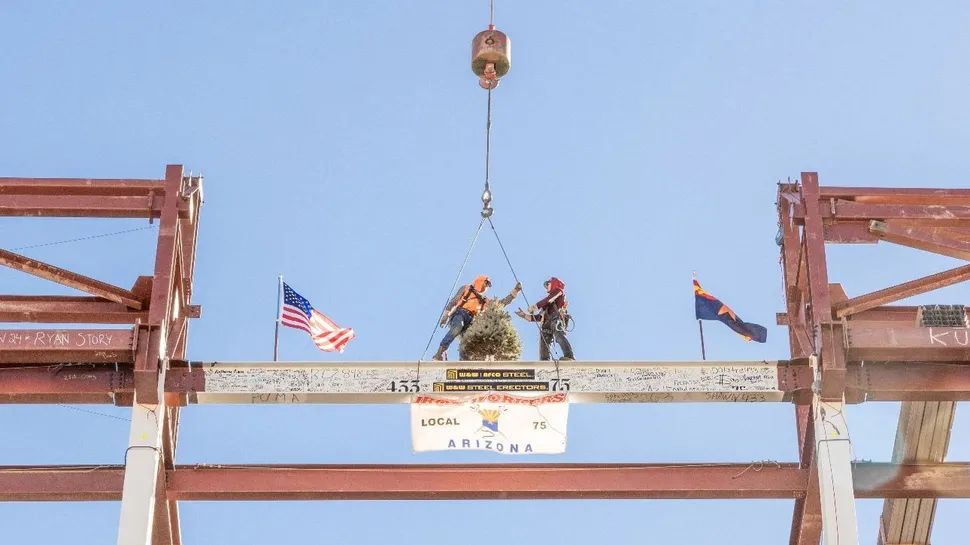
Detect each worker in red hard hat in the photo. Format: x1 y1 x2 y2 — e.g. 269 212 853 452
434 274 522 361
516 277 575 361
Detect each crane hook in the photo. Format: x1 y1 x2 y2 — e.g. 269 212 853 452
481 187 493 218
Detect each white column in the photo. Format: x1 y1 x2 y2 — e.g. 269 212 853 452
117 395 165 545
814 395 860 545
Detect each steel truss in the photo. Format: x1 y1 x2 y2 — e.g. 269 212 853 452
0 169 967 544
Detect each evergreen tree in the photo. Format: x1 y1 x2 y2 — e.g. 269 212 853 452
459 298 522 361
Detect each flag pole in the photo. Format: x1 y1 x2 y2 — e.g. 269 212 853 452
274 274 283 362
697 319 707 360
692 271 706 360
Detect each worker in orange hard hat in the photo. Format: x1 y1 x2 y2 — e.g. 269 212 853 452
516 277 575 361
434 274 521 361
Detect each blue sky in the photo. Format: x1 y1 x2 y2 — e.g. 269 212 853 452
1 1 968 542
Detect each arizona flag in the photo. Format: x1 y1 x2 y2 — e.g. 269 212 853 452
280 282 356 352
693 279 767 343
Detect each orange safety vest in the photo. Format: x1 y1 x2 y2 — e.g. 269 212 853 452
456 275 490 316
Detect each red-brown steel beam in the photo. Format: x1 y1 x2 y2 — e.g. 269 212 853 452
135 165 184 403
854 463 970 499
0 329 134 364
0 393 120 404
0 463 967 502
780 306 970 324
845 322 970 362
0 296 148 323
0 177 165 196
846 363 970 402
0 249 144 309
834 263 970 318
790 405 822 545
824 221 880 243
829 202 970 223
793 201 970 225
0 194 192 219
816 187 970 205
850 306 966 323
166 463 807 501
800 173 848 400
0 365 132 396
869 220 970 260
0 466 125 501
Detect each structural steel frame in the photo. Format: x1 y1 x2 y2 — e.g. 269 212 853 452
0 169 967 545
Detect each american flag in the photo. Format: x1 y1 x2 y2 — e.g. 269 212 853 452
280 282 356 353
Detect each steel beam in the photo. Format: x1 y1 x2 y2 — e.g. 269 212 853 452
877 401 955 545
834 264 970 318
790 404 822 545
0 329 134 364
0 360 966 404
848 363 970 402
0 365 131 396
814 396 859 545
167 360 790 404
0 296 148 323
0 466 125 501
869 221 970 260
0 463 967 502
0 195 189 219
117 397 166 545
0 249 144 309
794 201 970 225
0 177 164 196
816 187 970 205
845 322 970 362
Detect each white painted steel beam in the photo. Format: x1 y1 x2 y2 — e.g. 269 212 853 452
117 394 165 545
814 395 860 545
180 360 786 404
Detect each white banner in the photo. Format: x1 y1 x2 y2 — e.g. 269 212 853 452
411 392 568 455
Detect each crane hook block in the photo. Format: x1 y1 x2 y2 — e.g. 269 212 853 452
472 25 510 90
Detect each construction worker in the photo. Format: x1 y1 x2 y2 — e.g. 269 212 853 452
434 275 522 361
515 277 575 361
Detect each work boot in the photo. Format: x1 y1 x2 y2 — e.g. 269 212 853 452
432 346 448 361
